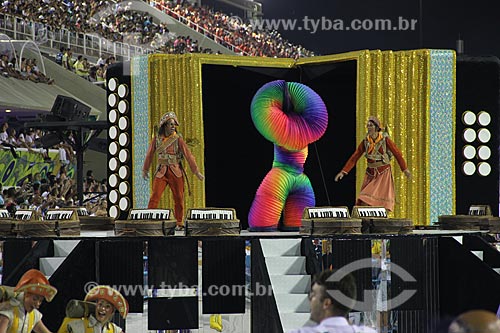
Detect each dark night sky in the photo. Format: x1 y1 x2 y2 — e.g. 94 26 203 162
203 0 498 58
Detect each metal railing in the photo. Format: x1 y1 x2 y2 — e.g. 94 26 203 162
0 12 154 61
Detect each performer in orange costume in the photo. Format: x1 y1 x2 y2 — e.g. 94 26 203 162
335 116 411 211
142 112 204 229
0 269 57 333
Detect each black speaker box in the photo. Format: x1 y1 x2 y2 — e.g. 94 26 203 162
50 95 91 121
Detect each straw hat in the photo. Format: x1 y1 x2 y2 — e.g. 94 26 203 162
14 269 57 302
84 285 129 319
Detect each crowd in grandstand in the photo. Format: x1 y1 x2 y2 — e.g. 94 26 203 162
0 121 73 161
157 0 314 58
1 0 313 59
0 53 55 84
0 121 106 216
0 168 108 217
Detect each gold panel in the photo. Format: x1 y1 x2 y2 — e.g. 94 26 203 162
146 51 447 226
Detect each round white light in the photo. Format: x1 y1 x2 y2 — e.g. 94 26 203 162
463 128 476 143
119 182 129 195
463 145 476 160
477 111 491 126
477 146 491 160
109 126 118 140
462 161 476 176
118 166 129 179
108 94 118 107
478 162 491 176
108 142 118 155
118 116 129 131
462 110 476 126
108 78 118 92
118 84 129 98
119 197 130 211
118 100 128 114
109 109 118 123
109 174 118 188
119 133 129 146
109 205 119 218
108 157 118 171
477 128 491 143
119 149 129 163
109 189 119 203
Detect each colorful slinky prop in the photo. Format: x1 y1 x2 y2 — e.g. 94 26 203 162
248 80 328 231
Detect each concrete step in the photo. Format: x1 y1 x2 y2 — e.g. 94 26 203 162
280 312 312 332
261 238 302 257
39 257 66 277
275 293 310 313
270 275 311 294
265 256 307 275
471 250 483 261
54 240 80 257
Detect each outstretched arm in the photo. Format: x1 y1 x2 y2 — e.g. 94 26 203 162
335 141 365 182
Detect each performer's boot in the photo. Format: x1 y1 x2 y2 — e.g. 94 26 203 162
210 314 223 332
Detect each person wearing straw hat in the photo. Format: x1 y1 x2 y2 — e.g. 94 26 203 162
142 111 204 230
57 285 128 333
0 269 57 333
334 116 411 212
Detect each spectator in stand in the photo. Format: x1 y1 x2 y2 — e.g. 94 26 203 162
96 54 106 67
63 49 73 71
5 128 18 147
88 65 98 83
0 122 8 143
31 58 55 84
55 47 65 65
96 63 106 86
0 53 9 77
73 55 89 79
24 128 36 149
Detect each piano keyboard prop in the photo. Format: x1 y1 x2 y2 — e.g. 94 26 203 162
300 206 362 235
14 210 39 221
17 209 80 237
114 208 176 236
0 209 17 237
185 208 240 236
77 208 115 231
0 209 10 218
351 206 413 234
4 209 41 237
439 205 496 231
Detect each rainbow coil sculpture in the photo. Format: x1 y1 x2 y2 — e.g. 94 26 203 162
248 80 328 231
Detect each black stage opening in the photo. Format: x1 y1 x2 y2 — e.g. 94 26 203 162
202 61 357 229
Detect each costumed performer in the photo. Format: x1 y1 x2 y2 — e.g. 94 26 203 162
57 285 128 333
334 116 411 211
142 111 204 230
0 269 58 333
